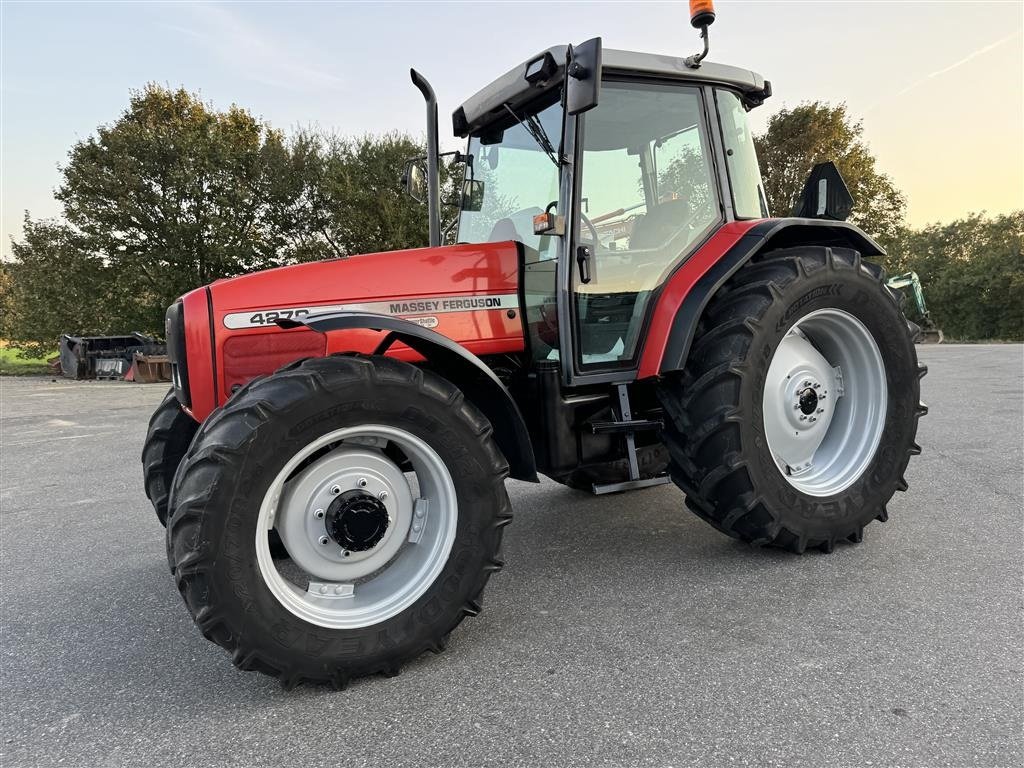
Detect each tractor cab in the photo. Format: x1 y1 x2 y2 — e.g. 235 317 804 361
433 37 771 385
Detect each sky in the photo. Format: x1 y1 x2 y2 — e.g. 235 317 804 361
2 0 1022 258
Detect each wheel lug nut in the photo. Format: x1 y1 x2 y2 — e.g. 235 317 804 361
342 550 351 558
378 490 388 501
813 383 821 389
357 478 368 488
313 508 325 519
330 485 341 495
318 536 330 546
817 408 824 414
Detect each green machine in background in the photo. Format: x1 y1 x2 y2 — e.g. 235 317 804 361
887 271 944 343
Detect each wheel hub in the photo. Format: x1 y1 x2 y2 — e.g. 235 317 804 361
777 363 835 442
274 445 413 581
326 491 390 552
798 387 819 415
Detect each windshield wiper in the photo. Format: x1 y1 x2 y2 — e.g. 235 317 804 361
503 104 560 167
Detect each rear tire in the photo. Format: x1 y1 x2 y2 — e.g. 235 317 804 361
142 390 198 526
657 246 927 552
166 354 511 687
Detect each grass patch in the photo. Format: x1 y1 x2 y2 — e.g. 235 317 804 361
0 344 56 376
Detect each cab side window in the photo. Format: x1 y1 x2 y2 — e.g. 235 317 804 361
573 82 718 368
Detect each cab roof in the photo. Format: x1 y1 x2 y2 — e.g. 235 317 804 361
453 45 771 138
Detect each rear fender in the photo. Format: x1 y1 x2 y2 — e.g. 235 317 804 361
282 311 539 482
639 218 885 377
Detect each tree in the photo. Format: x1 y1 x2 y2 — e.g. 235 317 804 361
289 132 450 262
886 211 1023 341
754 102 906 245
4 85 439 350
54 84 308 324
0 217 128 357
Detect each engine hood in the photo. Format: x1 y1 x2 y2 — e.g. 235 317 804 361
206 241 521 325
175 240 526 419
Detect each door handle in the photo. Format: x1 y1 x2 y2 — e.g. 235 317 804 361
576 245 592 285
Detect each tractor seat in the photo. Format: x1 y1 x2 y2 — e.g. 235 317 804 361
628 198 691 251
488 217 522 243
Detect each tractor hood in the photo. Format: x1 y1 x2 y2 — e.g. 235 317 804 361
172 241 525 419
205 241 521 329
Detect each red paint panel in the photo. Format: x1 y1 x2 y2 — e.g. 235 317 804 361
180 241 524 421
209 241 520 309
222 330 326 399
636 221 763 379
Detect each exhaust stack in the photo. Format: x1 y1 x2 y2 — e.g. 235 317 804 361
410 69 441 247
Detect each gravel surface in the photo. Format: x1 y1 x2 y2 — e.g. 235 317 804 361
1 344 1021 768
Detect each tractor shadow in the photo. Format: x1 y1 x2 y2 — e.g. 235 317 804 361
41 480 871 704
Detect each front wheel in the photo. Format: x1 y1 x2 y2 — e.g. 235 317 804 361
658 246 927 552
167 354 511 687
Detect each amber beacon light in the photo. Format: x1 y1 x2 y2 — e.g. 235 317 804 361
689 0 716 28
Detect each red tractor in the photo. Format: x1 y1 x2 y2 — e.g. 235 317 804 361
144 6 926 688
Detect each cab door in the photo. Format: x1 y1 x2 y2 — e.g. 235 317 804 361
561 80 722 382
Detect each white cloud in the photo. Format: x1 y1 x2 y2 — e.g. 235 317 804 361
867 31 1021 111
167 2 344 92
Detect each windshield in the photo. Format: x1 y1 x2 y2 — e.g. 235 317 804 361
456 101 562 259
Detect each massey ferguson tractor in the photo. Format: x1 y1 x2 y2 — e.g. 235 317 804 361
143 2 926 688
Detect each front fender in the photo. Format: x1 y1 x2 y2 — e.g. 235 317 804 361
281 311 538 482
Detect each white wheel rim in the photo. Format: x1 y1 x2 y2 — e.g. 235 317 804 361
762 308 887 497
255 425 457 629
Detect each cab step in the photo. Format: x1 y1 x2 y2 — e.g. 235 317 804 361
591 384 669 495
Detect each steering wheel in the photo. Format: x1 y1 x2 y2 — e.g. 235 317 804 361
579 212 600 245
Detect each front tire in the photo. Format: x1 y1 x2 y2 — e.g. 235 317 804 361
142 390 198 526
167 354 511 687
658 246 927 552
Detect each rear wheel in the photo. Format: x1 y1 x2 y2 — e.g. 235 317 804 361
166 354 511 687
142 390 198 526
658 246 927 552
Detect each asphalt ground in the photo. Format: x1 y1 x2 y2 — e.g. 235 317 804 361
1 344 1021 768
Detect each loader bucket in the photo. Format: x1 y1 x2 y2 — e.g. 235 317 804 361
131 352 172 383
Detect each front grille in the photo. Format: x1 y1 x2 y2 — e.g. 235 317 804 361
221 330 325 398
165 300 191 407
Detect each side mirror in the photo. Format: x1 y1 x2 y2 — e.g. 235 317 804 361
461 179 485 212
565 37 602 116
793 161 854 221
402 159 428 204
